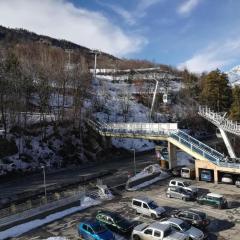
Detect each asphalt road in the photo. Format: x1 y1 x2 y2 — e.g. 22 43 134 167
0 152 156 204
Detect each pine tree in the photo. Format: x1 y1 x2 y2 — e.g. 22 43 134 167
230 86 240 121
200 69 232 112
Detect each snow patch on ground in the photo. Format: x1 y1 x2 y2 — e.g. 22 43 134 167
127 172 169 191
0 197 100 240
92 78 161 152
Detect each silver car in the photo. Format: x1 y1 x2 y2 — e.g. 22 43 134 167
131 222 188 240
161 218 205 240
166 187 194 201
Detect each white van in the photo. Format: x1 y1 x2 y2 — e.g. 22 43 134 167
131 196 166 219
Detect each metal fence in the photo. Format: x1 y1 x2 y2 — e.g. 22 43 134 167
0 188 85 219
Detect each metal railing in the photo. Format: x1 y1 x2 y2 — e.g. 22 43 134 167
199 106 240 136
87 119 178 137
170 130 224 163
88 119 240 168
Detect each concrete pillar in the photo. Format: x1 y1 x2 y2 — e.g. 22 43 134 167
214 169 218 184
10 203 16 213
102 136 112 149
195 165 200 181
168 142 177 169
26 200 32 209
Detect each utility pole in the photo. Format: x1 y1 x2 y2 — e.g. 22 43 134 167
41 166 47 199
65 49 73 71
91 49 101 78
131 148 136 175
150 78 159 119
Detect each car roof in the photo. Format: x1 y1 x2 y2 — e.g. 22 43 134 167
98 210 121 218
80 220 100 227
167 217 183 225
182 210 206 217
133 196 151 202
170 178 188 183
207 193 223 198
150 222 170 231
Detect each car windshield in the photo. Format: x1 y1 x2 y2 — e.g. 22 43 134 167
163 227 172 237
113 215 126 223
179 221 191 231
148 201 158 209
183 181 191 187
92 223 107 233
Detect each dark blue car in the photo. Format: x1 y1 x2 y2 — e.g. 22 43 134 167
77 220 115 240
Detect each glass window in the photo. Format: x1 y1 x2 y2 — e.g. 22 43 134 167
171 181 176 185
88 227 94 234
148 201 158 209
143 203 149 209
82 224 88 231
144 229 153 235
178 182 184 187
133 200 141 207
154 230 161 237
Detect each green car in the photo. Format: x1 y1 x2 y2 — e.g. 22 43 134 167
96 210 136 235
197 193 228 209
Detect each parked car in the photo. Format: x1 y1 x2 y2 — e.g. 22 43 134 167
200 170 212 182
181 165 195 179
131 196 166 219
221 174 233 184
96 210 135 235
77 221 115 240
235 177 240 188
161 217 205 240
171 165 185 177
166 187 195 201
131 222 188 240
171 209 210 228
169 179 198 196
197 193 228 209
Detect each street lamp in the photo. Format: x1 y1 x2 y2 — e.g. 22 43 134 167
131 148 136 175
41 166 47 199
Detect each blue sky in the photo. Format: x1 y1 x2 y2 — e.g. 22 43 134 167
1 0 240 72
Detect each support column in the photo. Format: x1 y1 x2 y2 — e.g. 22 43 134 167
195 165 200 181
213 169 218 184
168 142 177 169
102 136 112 149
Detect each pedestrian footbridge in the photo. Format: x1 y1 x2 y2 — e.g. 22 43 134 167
87 120 240 178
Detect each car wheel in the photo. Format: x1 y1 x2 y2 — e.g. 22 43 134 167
133 234 141 240
151 213 157 219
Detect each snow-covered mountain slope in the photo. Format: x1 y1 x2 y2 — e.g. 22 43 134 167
226 65 240 86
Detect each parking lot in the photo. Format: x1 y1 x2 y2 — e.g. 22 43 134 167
13 178 240 240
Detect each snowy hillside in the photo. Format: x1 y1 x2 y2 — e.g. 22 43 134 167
226 65 240 85
91 78 167 152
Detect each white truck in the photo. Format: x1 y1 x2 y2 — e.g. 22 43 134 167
132 222 188 240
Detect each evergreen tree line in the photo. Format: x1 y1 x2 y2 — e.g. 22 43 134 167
180 69 240 121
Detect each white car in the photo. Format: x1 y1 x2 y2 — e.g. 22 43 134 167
221 174 233 184
132 196 166 219
161 218 205 240
169 179 198 195
132 222 188 240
